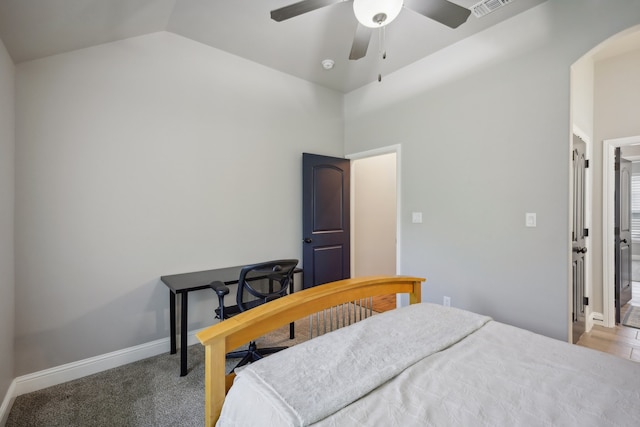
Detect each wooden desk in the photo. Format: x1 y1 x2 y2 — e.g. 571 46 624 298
161 265 302 376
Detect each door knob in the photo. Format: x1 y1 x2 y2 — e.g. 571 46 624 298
621 239 628 244
303 238 312 244
580 247 587 254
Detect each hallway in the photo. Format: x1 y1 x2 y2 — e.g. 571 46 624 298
577 282 640 362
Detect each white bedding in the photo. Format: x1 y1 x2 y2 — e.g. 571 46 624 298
217 303 640 426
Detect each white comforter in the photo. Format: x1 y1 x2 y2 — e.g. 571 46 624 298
217 303 640 426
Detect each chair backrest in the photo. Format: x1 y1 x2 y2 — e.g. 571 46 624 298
236 259 299 312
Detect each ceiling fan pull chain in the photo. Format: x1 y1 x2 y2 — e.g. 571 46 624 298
382 26 387 60
378 27 387 82
378 28 382 82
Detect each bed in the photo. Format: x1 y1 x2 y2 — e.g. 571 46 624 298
196 276 640 426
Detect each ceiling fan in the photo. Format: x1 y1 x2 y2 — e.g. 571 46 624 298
270 0 472 60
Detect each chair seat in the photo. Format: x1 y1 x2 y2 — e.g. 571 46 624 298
215 300 267 319
215 304 240 319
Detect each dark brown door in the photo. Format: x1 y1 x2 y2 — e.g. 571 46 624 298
615 149 632 323
302 153 350 288
572 135 587 344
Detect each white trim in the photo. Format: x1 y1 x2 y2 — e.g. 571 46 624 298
591 311 604 324
346 144 404 306
8 327 206 402
585 134 594 334
0 379 16 426
568 131 575 342
345 145 401 161
603 135 640 327
603 141 615 327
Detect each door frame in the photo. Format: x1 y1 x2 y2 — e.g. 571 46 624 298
346 144 403 305
603 135 640 327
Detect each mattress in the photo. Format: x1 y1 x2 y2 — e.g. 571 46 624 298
216 303 640 426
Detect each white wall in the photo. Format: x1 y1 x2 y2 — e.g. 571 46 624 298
571 57 595 142
0 36 15 407
353 153 396 277
14 31 344 375
344 0 640 341
595 48 640 140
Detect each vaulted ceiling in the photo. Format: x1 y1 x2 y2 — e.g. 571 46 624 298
0 0 546 92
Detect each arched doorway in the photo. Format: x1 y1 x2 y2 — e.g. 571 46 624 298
570 25 640 340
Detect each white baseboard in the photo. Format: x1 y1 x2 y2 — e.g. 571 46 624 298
14 337 168 397
584 311 602 334
591 311 604 325
2 326 206 420
0 380 16 427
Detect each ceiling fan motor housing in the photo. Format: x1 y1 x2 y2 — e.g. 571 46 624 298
372 13 387 25
353 0 403 28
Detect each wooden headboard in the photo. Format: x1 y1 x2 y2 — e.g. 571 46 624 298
196 275 425 426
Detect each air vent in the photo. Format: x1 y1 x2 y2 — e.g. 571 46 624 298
470 0 514 18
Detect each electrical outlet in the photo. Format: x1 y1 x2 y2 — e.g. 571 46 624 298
443 296 451 307
526 212 536 227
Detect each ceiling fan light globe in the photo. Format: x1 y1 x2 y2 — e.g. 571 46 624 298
353 0 403 28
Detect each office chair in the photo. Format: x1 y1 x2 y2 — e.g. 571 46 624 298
210 259 299 370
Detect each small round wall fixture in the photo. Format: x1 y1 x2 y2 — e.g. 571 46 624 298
321 59 335 70
353 0 403 28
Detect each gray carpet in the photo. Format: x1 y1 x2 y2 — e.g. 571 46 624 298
6 321 312 427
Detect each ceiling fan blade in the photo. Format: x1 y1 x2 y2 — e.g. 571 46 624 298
349 23 372 60
270 0 344 22
404 0 472 29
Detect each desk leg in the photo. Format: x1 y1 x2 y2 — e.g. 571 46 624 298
289 276 295 339
170 291 177 354
180 292 188 376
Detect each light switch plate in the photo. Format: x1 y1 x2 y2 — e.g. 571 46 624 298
525 212 536 227
412 212 423 223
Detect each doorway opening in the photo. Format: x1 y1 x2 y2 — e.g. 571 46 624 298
347 145 401 310
620 152 640 323
602 139 640 327
569 24 640 342
603 136 640 327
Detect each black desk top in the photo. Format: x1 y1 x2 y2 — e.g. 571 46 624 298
161 266 244 293
161 265 302 293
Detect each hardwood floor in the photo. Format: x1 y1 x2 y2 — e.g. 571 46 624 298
354 295 396 312
371 294 396 312
577 323 640 362
576 282 640 362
